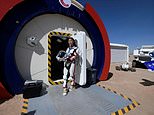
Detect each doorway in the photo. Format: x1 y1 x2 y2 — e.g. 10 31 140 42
48 32 72 84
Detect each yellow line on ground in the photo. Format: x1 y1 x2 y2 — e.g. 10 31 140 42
123 95 128 100
124 106 129 113
23 103 28 107
132 100 139 106
111 112 116 115
23 99 28 102
97 85 140 115
21 108 27 113
118 110 123 115
129 104 134 110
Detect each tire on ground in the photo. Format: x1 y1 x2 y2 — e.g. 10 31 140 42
132 60 137 67
115 66 121 71
130 68 136 72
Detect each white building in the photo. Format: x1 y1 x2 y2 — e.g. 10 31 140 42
110 43 129 63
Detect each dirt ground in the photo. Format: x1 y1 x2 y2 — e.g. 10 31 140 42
98 63 154 115
0 62 154 115
0 95 23 115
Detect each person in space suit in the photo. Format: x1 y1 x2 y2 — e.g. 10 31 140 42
56 37 80 96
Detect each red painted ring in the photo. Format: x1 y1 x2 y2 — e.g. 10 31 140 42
85 3 111 80
0 82 12 99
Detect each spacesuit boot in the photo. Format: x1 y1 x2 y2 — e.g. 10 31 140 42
63 79 68 96
63 88 68 96
68 77 75 91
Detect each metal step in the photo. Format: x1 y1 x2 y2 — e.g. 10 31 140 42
27 85 132 115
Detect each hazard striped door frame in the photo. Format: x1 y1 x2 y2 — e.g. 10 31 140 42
0 0 110 95
48 31 72 85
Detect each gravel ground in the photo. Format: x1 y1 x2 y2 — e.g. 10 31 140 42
0 61 154 115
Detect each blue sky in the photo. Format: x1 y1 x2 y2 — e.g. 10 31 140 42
88 0 154 53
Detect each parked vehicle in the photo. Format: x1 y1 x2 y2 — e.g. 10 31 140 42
132 45 154 67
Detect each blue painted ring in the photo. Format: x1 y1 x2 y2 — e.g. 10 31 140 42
0 0 108 94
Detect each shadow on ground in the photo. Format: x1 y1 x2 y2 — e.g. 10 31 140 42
27 110 36 115
0 100 6 104
135 63 147 69
140 79 154 86
107 72 113 80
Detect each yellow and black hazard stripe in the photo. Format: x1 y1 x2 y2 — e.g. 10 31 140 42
48 31 72 38
97 84 140 115
111 100 140 115
48 31 72 85
48 78 64 85
21 98 29 115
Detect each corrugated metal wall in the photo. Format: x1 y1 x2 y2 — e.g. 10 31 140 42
111 46 128 63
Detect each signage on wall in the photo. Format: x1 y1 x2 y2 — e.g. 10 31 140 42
59 0 72 8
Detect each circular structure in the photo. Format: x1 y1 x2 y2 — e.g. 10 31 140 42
15 14 93 85
0 0 110 96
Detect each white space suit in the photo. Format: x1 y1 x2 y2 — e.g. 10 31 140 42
62 46 80 88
